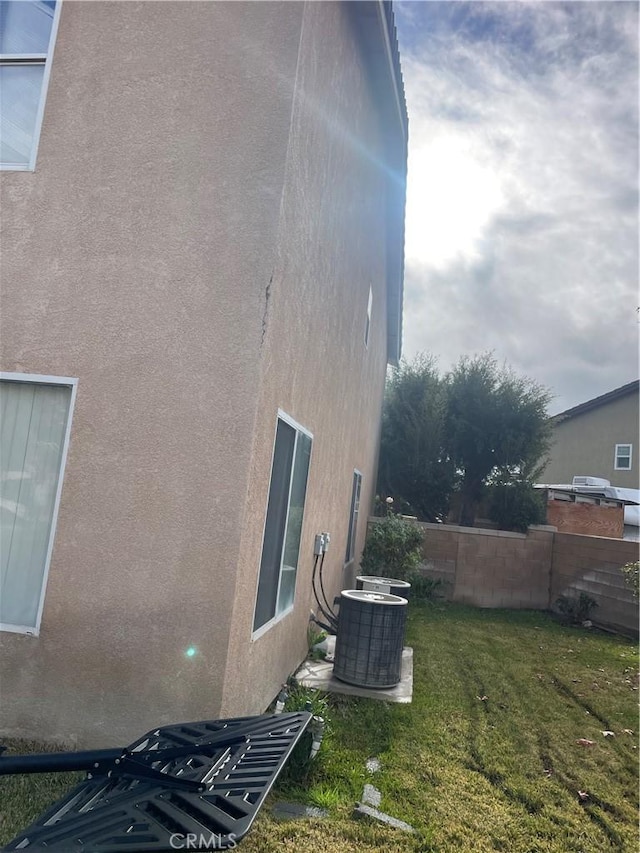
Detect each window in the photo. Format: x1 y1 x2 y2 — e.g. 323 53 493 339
364 285 372 347
0 0 60 170
614 443 632 471
345 470 362 564
253 412 312 635
0 373 76 634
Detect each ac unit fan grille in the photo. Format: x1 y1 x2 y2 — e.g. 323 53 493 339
333 591 407 689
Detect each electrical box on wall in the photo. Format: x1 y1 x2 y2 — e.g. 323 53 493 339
314 532 331 555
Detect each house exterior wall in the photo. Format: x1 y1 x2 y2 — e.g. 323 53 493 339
0 1 402 746
542 391 639 489
220 0 393 717
0 1 305 746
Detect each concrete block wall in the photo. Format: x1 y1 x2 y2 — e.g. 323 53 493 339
550 533 638 635
417 525 457 596
417 522 554 609
375 519 638 635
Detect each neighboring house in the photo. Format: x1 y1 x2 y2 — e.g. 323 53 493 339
541 381 639 490
0 1 407 746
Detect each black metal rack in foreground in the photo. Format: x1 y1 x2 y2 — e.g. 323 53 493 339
0 711 311 851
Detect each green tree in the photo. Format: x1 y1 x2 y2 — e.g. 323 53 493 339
377 355 455 521
446 353 552 527
487 480 547 533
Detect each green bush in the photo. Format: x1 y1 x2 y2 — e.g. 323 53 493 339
405 571 443 601
555 592 598 625
359 514 423 580
621 561 639 599
487 481 546 532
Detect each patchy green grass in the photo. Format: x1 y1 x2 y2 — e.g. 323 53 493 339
245 604 639 852
0 740 82 846
1 605 638 852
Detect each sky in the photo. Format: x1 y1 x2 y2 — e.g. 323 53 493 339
394 0 639 414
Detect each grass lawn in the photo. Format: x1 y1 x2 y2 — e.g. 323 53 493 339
1 604 637 851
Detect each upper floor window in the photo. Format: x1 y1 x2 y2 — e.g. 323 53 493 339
364 285 372 348
345 470 362 564
614 443 632 471
0 0 60 170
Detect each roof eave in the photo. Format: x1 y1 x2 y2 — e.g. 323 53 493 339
375 1 407 366
553 380 640 423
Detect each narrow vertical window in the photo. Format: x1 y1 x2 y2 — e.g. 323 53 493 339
253 413 312 634
614 444 632 471
0 0 60 170
364 285 373 347
0 374 76 633
345 470 362 564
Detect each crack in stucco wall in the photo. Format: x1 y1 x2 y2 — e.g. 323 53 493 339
261 275 272 346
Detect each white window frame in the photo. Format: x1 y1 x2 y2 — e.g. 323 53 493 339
0 371 77 635
614 443 632 471
345 469 362 565
252 409 313 640
364 285 373 348
0 0 63 171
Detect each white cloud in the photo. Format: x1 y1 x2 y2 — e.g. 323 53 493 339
405 135 505 269
396 1 638 411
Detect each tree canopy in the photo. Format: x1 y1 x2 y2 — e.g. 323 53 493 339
377 353 552 527
377 355 455 522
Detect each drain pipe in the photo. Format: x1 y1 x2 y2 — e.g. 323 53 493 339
274 687 288 714
309 715 326 759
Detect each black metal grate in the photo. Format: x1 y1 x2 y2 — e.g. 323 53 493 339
4 712 311 851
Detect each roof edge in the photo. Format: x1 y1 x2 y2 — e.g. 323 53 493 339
553 380 639 423
377 1 406 365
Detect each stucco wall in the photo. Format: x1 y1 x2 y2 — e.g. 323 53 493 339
542 391 639 489
220 0 393 717
0 1 305 746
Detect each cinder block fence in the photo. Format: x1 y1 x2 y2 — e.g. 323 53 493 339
369 519 639 636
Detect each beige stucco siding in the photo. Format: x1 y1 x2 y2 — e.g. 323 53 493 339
542 391 639 489
220 1 392 717
0 1 304 745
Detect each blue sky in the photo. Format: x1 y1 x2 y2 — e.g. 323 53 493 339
394 1 638 413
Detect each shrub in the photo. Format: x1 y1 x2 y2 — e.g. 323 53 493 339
405 571 443 601
487 481 546 532
621 561 639 599
555 592 598 625
359 514 423 580
275 683 332 783
283 680 331 719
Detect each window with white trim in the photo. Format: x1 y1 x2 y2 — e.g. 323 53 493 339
0 374 76 633
0 0 60 170
345 470 362 564
614 443 632 471
253 413 312 634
